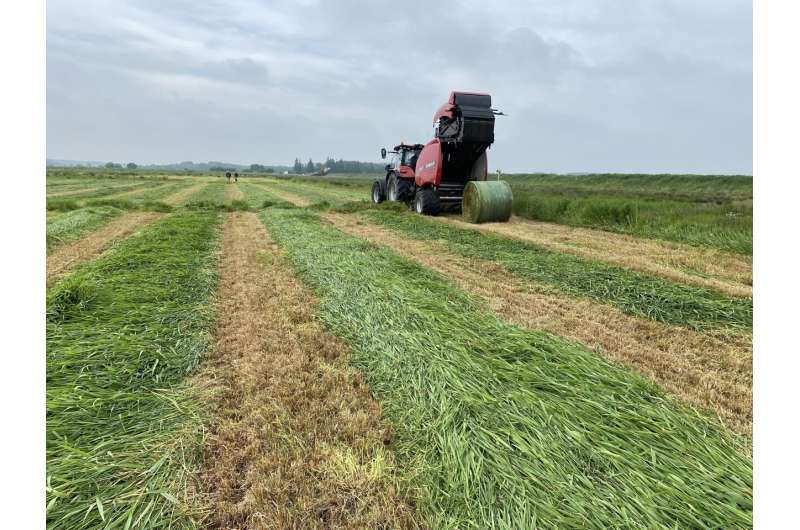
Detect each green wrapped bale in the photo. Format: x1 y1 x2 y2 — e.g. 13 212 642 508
462 180 513 223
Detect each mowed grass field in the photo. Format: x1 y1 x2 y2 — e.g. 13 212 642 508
273 172 753 254
46 168 752 529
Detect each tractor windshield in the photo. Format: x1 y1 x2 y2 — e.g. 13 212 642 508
402 149 420 169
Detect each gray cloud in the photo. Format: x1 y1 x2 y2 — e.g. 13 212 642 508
47 0 751 173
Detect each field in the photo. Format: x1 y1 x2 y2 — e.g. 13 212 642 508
46 168 752 529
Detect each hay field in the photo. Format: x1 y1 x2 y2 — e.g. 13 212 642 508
46 168 752 529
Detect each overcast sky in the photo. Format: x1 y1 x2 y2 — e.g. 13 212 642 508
47 0 752 173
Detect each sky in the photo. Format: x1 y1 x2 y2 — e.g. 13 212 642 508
46 0 752 173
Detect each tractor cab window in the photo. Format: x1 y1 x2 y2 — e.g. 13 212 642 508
402 149 420 169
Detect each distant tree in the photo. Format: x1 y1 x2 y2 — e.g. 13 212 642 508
126 162 138 169
265 167 274 173
250 163 266 171
293 158 303 173
105 162 116 168
306 158 315 173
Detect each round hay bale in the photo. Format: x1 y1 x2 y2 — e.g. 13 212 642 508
462 180 513 223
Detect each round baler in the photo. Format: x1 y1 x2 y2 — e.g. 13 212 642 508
373 91 512 223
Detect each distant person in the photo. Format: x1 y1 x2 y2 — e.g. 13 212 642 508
234 172 239 182
225 171 231 183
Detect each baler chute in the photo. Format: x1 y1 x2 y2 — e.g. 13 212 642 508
372 91 513 223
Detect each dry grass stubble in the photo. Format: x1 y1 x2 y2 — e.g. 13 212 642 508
326 213 752 434
46 212 162 285
198 212 420 529
438 215 752 297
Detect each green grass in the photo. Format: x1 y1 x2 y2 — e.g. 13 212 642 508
272 174 375 191
362 208 751 335
46 212 222 529
265 179 367 205
275 173 753 254
504 173 752 201
49 181 162 200
504 174 752 254
182 183 227 208
88 181 187 204
237 182 286 209
258 205 752 529
46 206 125 252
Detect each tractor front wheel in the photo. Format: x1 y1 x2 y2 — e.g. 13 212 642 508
371 180 385 203
387 174 398 201
414 188 441 216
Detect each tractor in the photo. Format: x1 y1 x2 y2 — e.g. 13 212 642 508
372 91 513 223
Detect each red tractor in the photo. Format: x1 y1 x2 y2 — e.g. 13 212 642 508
372 91 512 222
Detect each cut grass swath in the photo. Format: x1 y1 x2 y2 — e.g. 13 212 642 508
46 212 222 529
266 179 366 206
259 206 752 530
237 182 287 209
183 183 229 209
46 180 144 198
46 206 124 253
88 181 187 205
364 208 752 335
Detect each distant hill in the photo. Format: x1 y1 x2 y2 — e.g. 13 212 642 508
46 159 292 172
45 158 384 174
46 158 106 167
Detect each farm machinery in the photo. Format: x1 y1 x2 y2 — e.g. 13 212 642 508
372 91 513 223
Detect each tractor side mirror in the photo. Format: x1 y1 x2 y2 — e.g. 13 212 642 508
380 147 387 159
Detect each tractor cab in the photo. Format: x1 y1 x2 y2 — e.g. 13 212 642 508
382 143 423 173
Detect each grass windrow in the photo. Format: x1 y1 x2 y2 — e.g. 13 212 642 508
46 206 125 252
46 211 222 529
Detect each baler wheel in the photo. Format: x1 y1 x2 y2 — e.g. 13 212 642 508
414 188 441 216
371 180 385 203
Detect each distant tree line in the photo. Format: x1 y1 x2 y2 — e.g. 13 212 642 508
291 157 384 174
97 158 381 174
249 164 274 172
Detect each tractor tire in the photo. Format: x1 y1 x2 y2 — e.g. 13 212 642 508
414 188 441 216
387 174 398 201
371 180 385 203
388 174 413 202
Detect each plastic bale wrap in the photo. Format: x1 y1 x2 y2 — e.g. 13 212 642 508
462 180 513 223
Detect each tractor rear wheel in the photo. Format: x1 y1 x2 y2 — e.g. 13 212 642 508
414 188 441 216
371 180 385 203
388 174 413 202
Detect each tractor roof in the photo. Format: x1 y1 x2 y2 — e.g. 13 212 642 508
394 143 424 151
